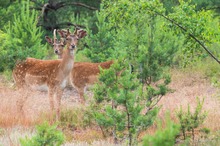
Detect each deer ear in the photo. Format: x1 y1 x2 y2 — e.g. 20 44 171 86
77 29 87 39
45 36 53 45
57 29 67 38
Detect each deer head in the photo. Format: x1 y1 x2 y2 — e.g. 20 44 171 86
45 29 65 59
58 27 87 43
46 28 87 59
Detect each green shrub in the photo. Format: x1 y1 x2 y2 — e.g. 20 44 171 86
60 107 94 129
0 0 47 71
20 122 64 146
176 97 207 140
92 60 167 146
143 114 180 146
89 1 175 145
84 10 116 62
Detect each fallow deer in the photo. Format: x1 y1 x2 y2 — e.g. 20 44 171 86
13 28 87 121
48 29 114 103
45 29 65 59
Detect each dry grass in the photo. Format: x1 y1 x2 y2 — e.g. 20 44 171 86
0 67 220 145
0 126 34 146
159 68 220 130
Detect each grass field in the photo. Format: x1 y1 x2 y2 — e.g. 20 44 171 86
0 65 220 145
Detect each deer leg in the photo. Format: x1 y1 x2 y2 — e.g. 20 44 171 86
55 88 64 121
78 88 85 104
16 87 29 118
48 88 55 122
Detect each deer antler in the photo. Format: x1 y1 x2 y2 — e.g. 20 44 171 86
53 29 57 43
67 28 70 36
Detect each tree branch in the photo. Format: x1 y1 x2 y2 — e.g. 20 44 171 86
32 1 98 11
146 8 220 64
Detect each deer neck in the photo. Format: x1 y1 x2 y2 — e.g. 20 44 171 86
58 54 62 59
59 44 74 77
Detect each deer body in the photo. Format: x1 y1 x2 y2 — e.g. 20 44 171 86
16 58 114 103
71 60 114 102
13 28 86 121
14 43 74 121
48 29 114 103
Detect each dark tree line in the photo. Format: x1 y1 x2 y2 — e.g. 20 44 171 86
31 0 100 31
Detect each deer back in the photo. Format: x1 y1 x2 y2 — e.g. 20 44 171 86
71 60 114 89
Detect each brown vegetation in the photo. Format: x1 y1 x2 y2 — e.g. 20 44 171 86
0 68 219 145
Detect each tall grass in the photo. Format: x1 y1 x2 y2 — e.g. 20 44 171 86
0 60 220 145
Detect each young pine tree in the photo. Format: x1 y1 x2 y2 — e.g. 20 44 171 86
176 97 207 140
0 0 47 71
143 113 180 146
92 60 159 146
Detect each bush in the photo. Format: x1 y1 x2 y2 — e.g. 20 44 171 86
0 1 47 71
20 122 64 146
143 113 180 146
176 97 207 140
89 1 175 145
60 107 94 129
92 60 166 146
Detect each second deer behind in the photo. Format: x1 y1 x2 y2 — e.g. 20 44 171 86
46 29 114 103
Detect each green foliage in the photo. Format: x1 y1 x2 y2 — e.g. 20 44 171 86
60 107 93 129
176 97 207 140
191 0 220 12
84 10 116 62
161 0 220 13
199 127 210 135
143 114 180 146
115 17 180 84
92 60 162 146
0 0 47 71
187 59 220 87
0 1 22 30
168 0 220 66
20 122 64 146
88 1 178 145
2 69 12 81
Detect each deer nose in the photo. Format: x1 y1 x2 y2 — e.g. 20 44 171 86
71 45 76 49
54 50 58 54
